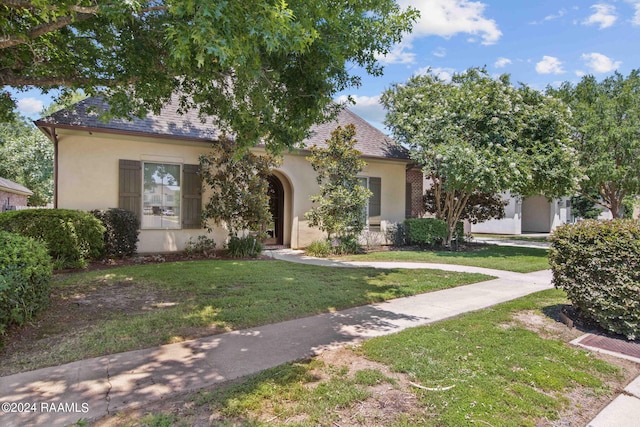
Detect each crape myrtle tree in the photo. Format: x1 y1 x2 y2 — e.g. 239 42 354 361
305 124 372 241
382 68 581 246
0 0 417 153
199 138 278 237
549 70 640 218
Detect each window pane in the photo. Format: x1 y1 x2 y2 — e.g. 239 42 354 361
142 163 181 229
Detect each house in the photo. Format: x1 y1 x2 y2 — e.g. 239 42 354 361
0 177 33 212
469 192 572 235
35 98 423 252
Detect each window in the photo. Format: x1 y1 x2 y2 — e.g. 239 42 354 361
119 159 201 230
359 177 382 231
142 163 181 229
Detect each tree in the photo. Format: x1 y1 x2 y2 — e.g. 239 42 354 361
199 138 277 237
0 114 53 205
549 71 640 218
423 189 509 225
305 124 372 241
382 68 580 246
1 0 417 152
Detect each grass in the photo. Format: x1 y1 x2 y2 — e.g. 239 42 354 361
335 245 550 273
2 260 491 374
472 233 550 242
120 290 621 427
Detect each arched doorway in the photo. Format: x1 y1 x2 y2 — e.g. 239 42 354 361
265 174 285 245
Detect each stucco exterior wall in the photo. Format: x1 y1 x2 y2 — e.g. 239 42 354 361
55 129 408 252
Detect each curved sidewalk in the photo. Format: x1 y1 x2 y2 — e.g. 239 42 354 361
0 254 554 427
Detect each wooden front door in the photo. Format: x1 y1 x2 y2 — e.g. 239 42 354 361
265 175 284 245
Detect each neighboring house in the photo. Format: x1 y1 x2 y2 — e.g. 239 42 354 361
0 177 33 212
470 192 572 235
35 98 423 252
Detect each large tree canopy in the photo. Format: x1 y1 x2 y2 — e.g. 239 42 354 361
0 0 416 152
549 70 640 218
382 68 580 245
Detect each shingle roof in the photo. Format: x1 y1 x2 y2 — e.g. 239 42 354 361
36 97 408 160
0 177 33 196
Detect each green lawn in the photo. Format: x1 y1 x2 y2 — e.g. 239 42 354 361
2 260 490 375
122 290 621 427
335 245 550 273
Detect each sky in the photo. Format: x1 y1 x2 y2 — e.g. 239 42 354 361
12 0 640 132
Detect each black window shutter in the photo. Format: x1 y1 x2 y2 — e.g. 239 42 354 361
369 177 381 218
119 159 141 224
182 164 202 229
405 182 412 218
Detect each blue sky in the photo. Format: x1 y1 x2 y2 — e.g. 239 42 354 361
336 0 640 130
12 0 640 132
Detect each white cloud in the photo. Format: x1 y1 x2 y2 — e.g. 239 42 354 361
581 52 622 73
398 0 502 45
626 0 640 25
583 4 617 29
535 56 565 74
531 8 567 24
494 57 512 68
376 40 416 65
575 70 587 77
16 97 44 114
336 94 386 125
415 66 456 82
432 47 447 57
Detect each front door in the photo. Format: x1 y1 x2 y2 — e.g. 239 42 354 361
265 175 284 245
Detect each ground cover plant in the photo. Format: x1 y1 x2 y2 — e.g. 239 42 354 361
0 260 490 375
337 245 550 273
96 290 638 427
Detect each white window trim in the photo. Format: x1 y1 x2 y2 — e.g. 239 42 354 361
141 161 183 230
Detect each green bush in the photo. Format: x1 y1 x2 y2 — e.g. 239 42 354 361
185 235 217 256
0 209 105 269
91 208 139 258
306 239 331 257
385 222 406 246
332 235 361 255
226 235 264 258
0 231 52 337
404 218 448 247
549 219 640 340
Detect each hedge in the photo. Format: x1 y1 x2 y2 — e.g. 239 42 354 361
549 220 640 340
0 209 105 269
404 218 448 247
0 231 52 337
91 208 139 257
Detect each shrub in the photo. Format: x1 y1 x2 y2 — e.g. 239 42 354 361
0 209 105 269
332 235 361 255
549 219 640 340
306 239 331 257
226 235 264 258
0 231 52 337
91 208 139 258
385 222 406 246
404 218 448 247
185 235 217 256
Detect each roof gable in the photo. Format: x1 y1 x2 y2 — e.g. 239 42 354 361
36 97 408 160
0 177 33 196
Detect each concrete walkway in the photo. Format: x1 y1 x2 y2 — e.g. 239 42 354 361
0 250 635 426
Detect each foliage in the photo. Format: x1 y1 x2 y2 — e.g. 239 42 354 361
91 208 139 258
200 138 277 236
1 0 417 152
404 218 448 247
549 220 640 339
570 193 601 220
385 222 406 247
622 196 638 219
331 235 361 255
0 115 53 205
0 209 105 269
549 70 640 218
382 68 580 246
0 231 52 337
305 240 332 258
185 235 217 257
225 236 264 258
424 188 508 224
305 124 372 240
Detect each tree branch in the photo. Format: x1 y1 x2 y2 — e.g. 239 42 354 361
0 71 118 87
